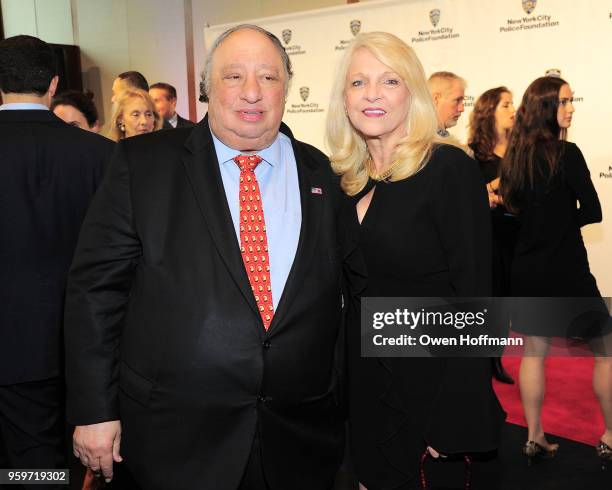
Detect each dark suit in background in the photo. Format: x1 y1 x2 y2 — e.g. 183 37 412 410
162 113 195 130
0 109 113 470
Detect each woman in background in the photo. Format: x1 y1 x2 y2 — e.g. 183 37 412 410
469 87 518 384
107 88 162 141
51 90 100 133
327 31 505 489
500 76 612 466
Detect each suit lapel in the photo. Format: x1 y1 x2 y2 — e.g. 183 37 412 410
181 117 260 319
268 139 323 332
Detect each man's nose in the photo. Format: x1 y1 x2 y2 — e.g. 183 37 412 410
241 74 263 103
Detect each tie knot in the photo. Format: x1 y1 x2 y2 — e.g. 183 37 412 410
234 154 263 172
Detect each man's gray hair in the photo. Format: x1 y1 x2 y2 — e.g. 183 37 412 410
202 24 293 101
427 71 466 90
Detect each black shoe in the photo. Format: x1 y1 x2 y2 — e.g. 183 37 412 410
596 440 612 470
492 357 514 384
523 441 558 466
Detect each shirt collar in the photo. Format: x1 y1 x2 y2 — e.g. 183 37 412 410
168 112 178 127
0 103 49 111
210 128 281 168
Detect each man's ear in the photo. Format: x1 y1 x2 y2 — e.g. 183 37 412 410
48 76 59 98
431 91 441 106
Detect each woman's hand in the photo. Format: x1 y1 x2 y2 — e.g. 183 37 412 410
488 191 503 209
487 178 503 209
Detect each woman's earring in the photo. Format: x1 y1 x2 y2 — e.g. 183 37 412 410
120 123 125 132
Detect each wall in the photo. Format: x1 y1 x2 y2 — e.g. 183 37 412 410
1 0 73 43
73 0 129 126
2 0 344 128
1 0 344 128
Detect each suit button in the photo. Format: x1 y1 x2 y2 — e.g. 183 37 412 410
262 340 271 349
257 395 268 404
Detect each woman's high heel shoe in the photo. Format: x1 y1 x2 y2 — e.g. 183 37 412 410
522 441 558 466
596 440 612 470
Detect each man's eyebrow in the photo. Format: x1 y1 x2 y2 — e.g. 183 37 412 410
257 64 280 72
221 63 280 71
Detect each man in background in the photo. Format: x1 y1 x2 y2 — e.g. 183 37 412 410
0 35 114 478
149 82 194 129
111 70 149 102
428 71 466 137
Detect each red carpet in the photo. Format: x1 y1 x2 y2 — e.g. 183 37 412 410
493 356 604 446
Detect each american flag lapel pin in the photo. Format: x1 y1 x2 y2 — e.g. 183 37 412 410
311 187 323 195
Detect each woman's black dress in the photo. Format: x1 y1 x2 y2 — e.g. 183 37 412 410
509 142 611 339
342 145 506 490
473 153 520 296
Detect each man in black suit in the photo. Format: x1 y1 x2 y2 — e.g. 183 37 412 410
0 35 114 476
149 82 195 129
66 24 345 490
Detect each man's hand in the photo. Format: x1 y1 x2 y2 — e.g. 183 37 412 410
73 420 123 483
427 445 446 459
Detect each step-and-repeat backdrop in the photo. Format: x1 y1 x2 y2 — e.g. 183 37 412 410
205 0 612 294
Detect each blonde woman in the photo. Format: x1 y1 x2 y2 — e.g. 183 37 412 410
107 88 162 141
327 32 505 489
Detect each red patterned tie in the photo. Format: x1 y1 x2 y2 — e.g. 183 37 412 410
234 154 274 330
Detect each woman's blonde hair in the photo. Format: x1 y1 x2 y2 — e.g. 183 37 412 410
107 88 163 141
326 32 439 196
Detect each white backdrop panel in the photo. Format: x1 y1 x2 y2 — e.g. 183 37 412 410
205 0 612 294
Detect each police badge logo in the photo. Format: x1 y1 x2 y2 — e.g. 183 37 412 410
350 20 361 36
299 86 310 102
522 0 537 14
429 9 441 28
282 29 292 45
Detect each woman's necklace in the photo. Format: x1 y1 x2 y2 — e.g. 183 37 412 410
368 158 400 182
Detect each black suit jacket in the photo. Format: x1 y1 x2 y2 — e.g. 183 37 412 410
0 109 114 385
162 113 195 130
176 113 195 128
64 117 345 490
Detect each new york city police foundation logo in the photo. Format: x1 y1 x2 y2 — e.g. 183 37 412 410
545 68 561 78
282 29 292 45
279 28 305 56
335 20 362 50
287 86 323 114
429 9 441 27
299 86 310 102
411 8 459 43
600 164 612 180
522 0 537 15
500 0 558 33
